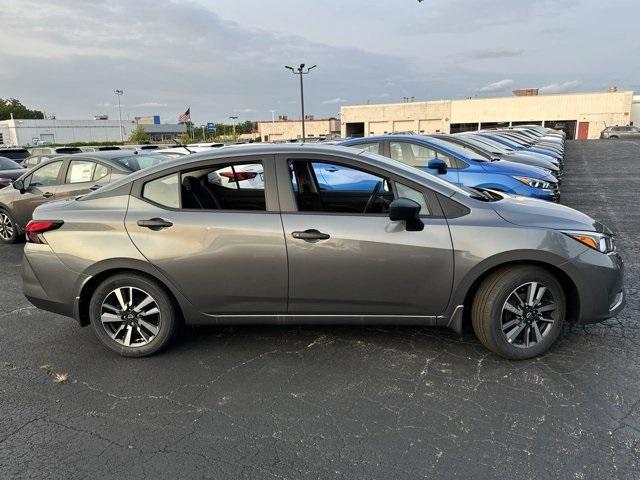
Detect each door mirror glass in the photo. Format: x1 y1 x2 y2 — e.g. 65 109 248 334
427 158 448 174
12 179 24 192
389 198 424 231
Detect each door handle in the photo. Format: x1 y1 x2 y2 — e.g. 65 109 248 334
292 229 330 241
137 218 173 230
89 184 101 191
42 192 54 198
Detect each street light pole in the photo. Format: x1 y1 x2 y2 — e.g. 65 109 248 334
229 115 238 138
114 89 124 142
285 64 316 142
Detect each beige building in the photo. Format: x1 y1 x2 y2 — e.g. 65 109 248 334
257 117 340 142
340 91 634 140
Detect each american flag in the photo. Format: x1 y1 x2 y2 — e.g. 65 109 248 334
178 107 191 123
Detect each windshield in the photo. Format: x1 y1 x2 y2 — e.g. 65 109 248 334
0 157 22 170
430 137 491 161
460 135 510 153
113 153 174 172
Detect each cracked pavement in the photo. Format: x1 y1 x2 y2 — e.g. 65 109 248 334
1 140 639 479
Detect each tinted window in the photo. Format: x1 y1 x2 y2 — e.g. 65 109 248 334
396 182 429 214
30 161 63 187
66 160 96 183
142 173 180 208
113 154 172 172
390 142 456 168
181 162 266 211
0 149 30 160
55 147 82 154
0 158 22 170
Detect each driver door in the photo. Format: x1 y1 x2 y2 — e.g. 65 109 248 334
278 155 454 317
12 159 64 227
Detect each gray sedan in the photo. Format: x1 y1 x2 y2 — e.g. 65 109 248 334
22 144 625 360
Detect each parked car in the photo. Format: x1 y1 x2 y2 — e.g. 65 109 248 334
600 126 640 139
0 151 173 244
0 147 31 164
80 146 122 152
0 157 27 188
458 133 562 168
23 144 624 360
23 154 63 168
477 132 562 161
429 134 561 176
340 135 559 201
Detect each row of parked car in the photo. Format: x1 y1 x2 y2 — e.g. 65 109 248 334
0 126 564 245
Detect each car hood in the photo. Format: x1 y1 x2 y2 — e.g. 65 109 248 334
490 194 611 233
479 159 556 181
0 169 25 180
501 153 559 171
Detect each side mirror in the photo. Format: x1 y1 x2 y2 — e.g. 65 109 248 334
389 198 424 231
12 179 25 193
427 158 448 174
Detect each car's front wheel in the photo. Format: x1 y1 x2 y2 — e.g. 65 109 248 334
471 265 566 360
89 273 178 357
0 209 20 244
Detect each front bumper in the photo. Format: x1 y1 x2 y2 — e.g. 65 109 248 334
564 248 625 324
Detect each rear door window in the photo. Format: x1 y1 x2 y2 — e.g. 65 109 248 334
66 160 97 183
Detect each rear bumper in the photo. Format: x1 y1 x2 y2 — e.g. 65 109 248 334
23 244 86 321
565 249 625 324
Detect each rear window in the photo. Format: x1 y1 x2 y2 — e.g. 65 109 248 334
0 149 30 160
55 147 82 154
112 153 173 172
0 158 22 169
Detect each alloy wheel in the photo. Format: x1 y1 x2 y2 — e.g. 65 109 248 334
100 286 161 347
500 282 556 349
0 213 14 241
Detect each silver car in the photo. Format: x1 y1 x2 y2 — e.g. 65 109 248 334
22 145 625 360
600 126 640 139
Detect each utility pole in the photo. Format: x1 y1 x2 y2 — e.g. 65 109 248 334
114 89 124 142
285 64 316 142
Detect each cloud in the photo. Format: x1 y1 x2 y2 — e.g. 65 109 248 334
476 79 515 93
467 48 524 60
237 108 257 113
539 80 582 94
322 97 347 105
132 102 168 108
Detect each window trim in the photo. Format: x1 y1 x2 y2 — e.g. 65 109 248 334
134 155 278 213
275 152 443 218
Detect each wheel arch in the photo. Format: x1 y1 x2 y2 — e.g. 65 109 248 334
75 259 193 327
458 259 580 331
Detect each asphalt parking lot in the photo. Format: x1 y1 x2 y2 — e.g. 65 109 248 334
1 140 639 479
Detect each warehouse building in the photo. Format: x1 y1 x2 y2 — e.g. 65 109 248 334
340 90 634 140
257 117 340 142
0 118 136 146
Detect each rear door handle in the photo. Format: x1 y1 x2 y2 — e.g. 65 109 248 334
292 229 330 241
42 192 54 198
137 218 173 230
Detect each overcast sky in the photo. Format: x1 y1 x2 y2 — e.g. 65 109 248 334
1 0 638 124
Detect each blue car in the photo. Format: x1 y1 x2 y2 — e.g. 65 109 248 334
339 135 559 201
477 133 562 161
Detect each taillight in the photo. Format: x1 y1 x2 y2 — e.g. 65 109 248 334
25 220 64 244
219 171 257 182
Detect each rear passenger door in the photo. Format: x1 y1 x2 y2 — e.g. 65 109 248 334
124 156 288 315
56 159 112 199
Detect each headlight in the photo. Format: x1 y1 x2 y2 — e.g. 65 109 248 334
513 176 552 189
563 230 615 254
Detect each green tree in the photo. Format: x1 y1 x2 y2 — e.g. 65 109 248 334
0 98 45 121
177 133 191 145
128 126 150 143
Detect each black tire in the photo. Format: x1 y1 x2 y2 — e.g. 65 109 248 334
89 273 178 357
609 136 619 139
0 209 20 244
471 265 566 360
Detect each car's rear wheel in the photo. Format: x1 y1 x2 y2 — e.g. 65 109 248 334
0 209 20 244
471 265 566 360
89 273 177 357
